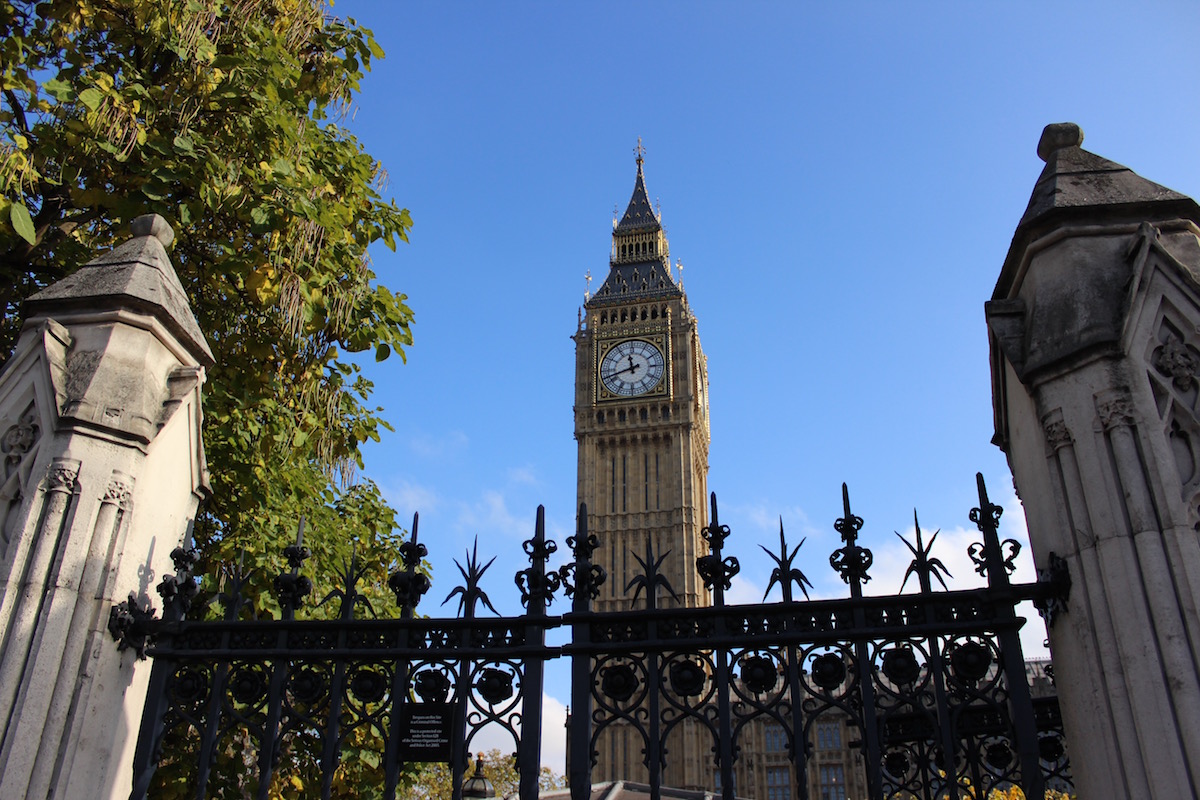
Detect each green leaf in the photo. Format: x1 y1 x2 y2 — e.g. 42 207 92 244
43 76 72 101
9 202 36 244
78 87 103 110
368 37 385 59
375 343 390 362
173 134 196 156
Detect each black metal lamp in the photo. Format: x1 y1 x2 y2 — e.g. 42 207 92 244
461 753 496 798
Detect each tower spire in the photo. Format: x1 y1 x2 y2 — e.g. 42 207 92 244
616 139 659 233
589 143 681 304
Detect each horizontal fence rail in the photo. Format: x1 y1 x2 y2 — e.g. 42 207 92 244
111 474 1072 800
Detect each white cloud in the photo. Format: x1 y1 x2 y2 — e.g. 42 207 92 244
457 489 534 540
725 573 766 606
461 692 568 774
723 501 822 541
410 429 469 459
540 693 568 775
506 465 539 486
382 478 441 519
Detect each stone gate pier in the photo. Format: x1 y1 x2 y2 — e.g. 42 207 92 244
989 123 1200 798
0 215 210 799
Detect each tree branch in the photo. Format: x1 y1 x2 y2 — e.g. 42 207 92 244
2 88 29 133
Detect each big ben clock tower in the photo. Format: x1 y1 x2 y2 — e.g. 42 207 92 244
573 145 712 616
572 145 713 788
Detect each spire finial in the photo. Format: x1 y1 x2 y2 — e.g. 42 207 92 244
584 269 592 300
635 136 646 165
1037 122 1084 162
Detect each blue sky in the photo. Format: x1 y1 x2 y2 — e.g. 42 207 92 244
331 0 1200 770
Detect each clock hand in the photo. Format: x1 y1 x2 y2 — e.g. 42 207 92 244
603 360 642 380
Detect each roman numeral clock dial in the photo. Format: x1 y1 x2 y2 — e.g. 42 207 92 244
599 339 666 397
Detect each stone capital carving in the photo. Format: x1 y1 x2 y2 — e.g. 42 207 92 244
1097 391 1136 431
45 461 80 493
1153 335 1198 391
102 473 134 509
2 409 40 479
1042 410 1073 450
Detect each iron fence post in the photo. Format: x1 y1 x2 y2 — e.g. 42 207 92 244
568 504 598 800
703 494 737 800
973 473 1045 798
385 513 429 799
835 484 884 799
517 506 553 800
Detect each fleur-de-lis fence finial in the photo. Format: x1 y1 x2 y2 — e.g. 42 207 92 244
560 503 605 606
697 492 740 604
968 473 1020 586
830 483 873 593
389 512 431 619
516 505 561 611
273 517 312 616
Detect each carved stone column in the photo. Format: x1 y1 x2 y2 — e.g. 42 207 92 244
0 214 211 799
989 123 1200 797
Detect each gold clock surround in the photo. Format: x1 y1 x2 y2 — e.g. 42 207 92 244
595 331 671 402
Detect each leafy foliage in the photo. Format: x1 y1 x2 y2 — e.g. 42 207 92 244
399 750 568 800
2 0 416 794
0 0 413 590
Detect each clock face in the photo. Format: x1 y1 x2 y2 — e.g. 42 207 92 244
600 339 666 397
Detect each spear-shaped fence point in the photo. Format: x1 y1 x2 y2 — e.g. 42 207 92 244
444 537 498 617
627 536 677 607
899 509 950 593
761 517 811 602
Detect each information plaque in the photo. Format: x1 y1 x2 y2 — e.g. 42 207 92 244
397 704 455 762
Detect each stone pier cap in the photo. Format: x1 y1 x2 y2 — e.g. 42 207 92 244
23 214 214 367
994 122 1200 300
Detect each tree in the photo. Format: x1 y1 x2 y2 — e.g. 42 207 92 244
0 0 411 591
2 0 414 794
400 750 568 800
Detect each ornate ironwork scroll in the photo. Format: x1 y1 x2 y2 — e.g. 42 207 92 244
115 512 561 800
116 473 1071 800
564 474 1073 800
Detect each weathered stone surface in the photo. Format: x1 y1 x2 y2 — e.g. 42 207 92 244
990 124 1200 799
995 122 1200 302
25 214 213 366
0 214 209 799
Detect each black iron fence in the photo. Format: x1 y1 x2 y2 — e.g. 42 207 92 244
110 475 1071 800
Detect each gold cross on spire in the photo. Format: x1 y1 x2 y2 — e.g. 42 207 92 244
635 136 646 163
